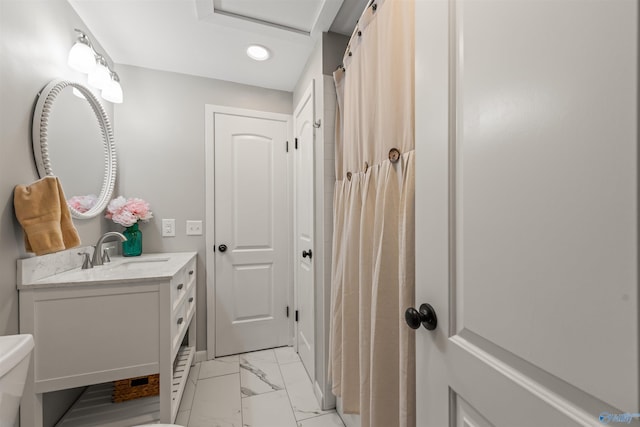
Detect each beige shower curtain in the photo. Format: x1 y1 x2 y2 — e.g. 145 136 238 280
329 0 415 426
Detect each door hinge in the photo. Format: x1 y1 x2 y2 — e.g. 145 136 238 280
286 306 289 318
286 140 289 152
295 137 298 149
295 310 299 322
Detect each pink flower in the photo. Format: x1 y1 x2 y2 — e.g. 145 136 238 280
105 196 153 228
126 198 153 221
67 194 97 213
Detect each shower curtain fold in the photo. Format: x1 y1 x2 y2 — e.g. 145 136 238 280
329 1 415 426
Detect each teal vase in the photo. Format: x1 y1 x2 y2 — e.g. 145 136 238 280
122 223 142 257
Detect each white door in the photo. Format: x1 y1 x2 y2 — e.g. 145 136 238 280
213 110 290 357
415 1 638 426
294 82 315 381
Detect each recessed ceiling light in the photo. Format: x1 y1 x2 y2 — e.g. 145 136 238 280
247 45 270 61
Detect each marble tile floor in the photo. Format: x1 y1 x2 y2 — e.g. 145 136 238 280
176 346 345 427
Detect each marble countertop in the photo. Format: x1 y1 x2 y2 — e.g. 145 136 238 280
18 251 197 290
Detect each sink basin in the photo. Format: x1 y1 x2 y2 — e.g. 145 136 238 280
119 257 170 266
108 257 171 269
0 334 34 425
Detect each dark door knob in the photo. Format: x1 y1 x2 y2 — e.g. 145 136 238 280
405 303 437 331
218 244 227 253
302 249 312 259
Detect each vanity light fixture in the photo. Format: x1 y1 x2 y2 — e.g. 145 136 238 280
102 72 123 104
247 45 270 61
67 30 95 73
88 55 111 90
67 29 123 103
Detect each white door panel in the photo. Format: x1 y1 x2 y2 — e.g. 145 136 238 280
214 112 290 357
294 81 315 381
455 395 493 427
415 1 638 426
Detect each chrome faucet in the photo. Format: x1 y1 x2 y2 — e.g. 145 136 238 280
92 232 127 266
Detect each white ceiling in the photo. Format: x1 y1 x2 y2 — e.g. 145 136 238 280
68 0 367 92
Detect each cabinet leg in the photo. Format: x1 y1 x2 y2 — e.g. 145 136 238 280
189 318 196 365
20 387 43 427
20 355 43 427
159 374 171 423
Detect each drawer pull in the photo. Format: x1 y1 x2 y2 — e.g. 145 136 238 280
189 297 194 303
177 317 184 325
177 283 184 290
189 270 194 275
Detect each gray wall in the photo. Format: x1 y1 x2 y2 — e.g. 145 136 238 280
114 65 293 352
0 1 116 425
323 32 350 76
0 0 114 336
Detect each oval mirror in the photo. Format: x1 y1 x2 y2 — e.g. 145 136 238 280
32 80 117 219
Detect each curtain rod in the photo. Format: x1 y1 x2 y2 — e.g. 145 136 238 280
338 0 378 72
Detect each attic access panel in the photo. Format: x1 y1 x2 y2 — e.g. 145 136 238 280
213 0 327 34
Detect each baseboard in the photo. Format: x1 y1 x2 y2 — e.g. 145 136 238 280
317 381 337 411
194 350 208 363
313 380 325 409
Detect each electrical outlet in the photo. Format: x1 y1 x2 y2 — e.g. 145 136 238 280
186 220 203 236
162 219 175 237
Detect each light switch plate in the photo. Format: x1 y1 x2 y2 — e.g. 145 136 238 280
186 220 203 236
162 219 176 237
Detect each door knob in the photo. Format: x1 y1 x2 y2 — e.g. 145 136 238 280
302 249 312 259
218 244 227 253
405 303 437 331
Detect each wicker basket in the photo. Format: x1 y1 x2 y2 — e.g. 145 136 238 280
112 374 160 403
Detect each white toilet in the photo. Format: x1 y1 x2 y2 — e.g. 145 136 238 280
0 334 34 426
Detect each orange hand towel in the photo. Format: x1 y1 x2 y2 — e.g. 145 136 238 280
55 177 81 251
14 176 81 255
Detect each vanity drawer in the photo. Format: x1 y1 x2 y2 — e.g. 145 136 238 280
185 285 196 321
184 259 196 291
171 301 187 350
170 278 185 310
171 259 196 309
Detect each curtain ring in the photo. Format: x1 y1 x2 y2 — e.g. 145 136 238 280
388 148 401 163
346 171 352 181
363 161 369 173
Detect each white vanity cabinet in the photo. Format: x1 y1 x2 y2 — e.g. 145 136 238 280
17 251 197 427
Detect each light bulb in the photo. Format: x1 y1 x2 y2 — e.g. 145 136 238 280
88 55 111 90
68 32 95 73
247 45 270 61
102 73 123 104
